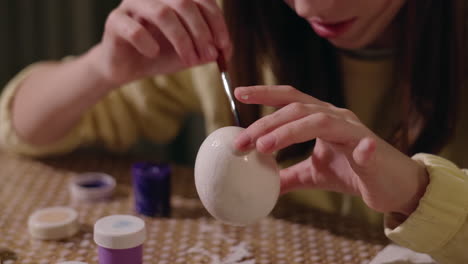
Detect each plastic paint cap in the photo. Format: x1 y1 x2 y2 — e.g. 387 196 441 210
94 215 146 250
28 207 79 240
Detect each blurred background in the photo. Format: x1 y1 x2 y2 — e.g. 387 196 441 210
0 0 204 165
0 0 120 88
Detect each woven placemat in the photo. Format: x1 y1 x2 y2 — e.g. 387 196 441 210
0 152 388 264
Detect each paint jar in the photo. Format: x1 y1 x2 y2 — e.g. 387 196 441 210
132 162 171 217
94 215 146 264
69 172 116 203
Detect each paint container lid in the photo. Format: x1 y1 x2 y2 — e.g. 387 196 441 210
28 207 79 240
69 172 116 202
94 215 146 250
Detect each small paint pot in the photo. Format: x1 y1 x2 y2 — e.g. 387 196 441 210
94 215 146 264
132 162 171 217
28 207 79 240
69 172 116 202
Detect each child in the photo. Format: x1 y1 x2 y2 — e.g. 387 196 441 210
1 0 467 262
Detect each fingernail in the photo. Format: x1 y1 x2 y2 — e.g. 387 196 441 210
258 136 275 152
234 133 252 150
206 45 218 59
235 87 248 96
237 88 250 101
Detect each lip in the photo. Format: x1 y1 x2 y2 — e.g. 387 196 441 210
308 17 357 38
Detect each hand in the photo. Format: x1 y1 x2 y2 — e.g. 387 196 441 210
91 0 232 86
233 85 429 216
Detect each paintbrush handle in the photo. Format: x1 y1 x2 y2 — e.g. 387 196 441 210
217 54 241 127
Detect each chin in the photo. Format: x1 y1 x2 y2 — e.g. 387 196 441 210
328 37 373 50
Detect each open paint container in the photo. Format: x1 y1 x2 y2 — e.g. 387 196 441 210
69 172 116 202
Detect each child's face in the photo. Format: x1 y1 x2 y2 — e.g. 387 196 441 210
284 0 406 49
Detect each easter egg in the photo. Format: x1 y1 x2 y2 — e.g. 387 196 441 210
195 126 280 226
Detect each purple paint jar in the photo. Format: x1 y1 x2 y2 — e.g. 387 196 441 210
132 162 171 217
94 215 146 264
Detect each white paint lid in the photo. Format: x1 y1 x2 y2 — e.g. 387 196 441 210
94 215 146 249
28 207 79 240
69 172 116 202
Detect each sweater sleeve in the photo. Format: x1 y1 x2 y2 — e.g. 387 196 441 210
0 60 201 157
384 153 468 264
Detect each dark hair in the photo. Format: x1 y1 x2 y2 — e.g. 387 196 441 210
223 0 465 160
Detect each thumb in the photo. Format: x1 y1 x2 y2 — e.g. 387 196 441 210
279 159 313 195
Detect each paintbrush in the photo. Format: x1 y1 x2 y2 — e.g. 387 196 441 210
217 53 241 127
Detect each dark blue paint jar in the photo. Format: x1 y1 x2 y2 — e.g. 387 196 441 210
131 162 171 217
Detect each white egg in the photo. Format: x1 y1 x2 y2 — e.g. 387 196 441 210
195 126 280 226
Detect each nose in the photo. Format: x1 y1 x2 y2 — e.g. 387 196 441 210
293 0 337 18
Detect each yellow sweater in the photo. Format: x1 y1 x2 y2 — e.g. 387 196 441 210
1 54 468 263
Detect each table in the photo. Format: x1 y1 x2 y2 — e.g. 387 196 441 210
0 151 388 264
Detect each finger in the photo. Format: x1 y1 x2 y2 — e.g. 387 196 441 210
234 103 337 151
234 85 360 123
134 3 199 66
107 10 160 58
346 137 378 188
193 0 232 59
256 113 361 153
279 159 314 194
352 137 377 167
234 85 329 107
163 0 218 61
